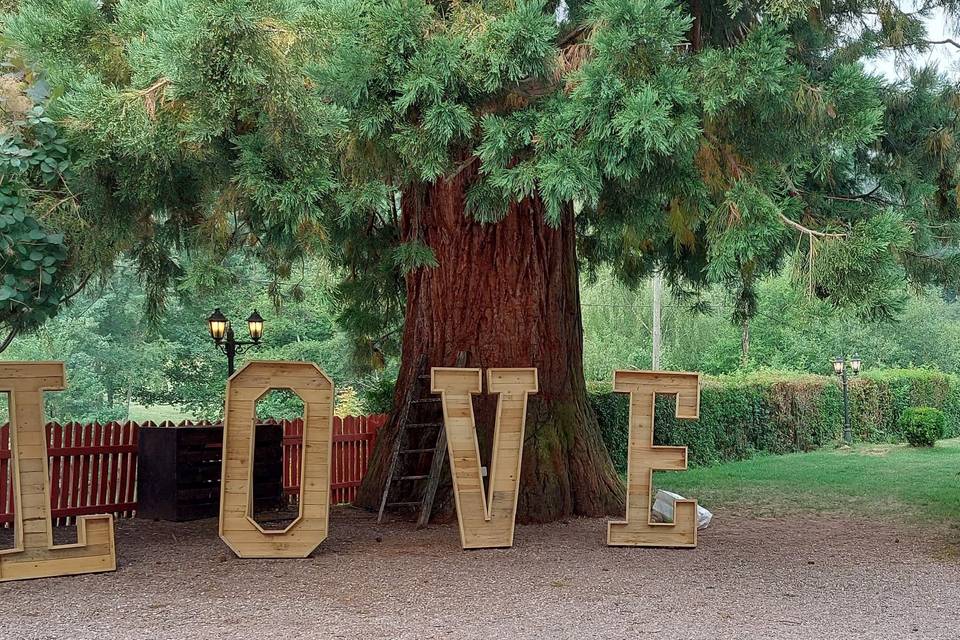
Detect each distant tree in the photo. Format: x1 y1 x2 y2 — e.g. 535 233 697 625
138 257 362 418
0 257 369 421
581 274 960 377
4 0 958 520
0 264 169 420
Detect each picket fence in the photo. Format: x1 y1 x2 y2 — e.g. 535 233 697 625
0 414 388 526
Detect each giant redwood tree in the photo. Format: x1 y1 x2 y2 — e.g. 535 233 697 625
4 0 959 520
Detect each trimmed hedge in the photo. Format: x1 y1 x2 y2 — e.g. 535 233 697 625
589 369 960 472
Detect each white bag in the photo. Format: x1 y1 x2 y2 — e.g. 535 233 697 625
652 489 713 529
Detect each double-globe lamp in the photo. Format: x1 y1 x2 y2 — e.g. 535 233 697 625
832 354 862 445
206 308 265 377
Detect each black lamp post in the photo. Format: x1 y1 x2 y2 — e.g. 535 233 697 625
832 354 862 445
207 308 265 377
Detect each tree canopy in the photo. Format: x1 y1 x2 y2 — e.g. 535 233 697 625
1 0 958 352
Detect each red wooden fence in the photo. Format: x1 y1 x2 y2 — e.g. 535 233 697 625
0 414 387 526
278 414 388 505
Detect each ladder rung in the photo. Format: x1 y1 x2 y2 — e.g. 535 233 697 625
405 422 442 429
411 398 441 404
387 501 422 507
399 448 435 454
399 475 429 481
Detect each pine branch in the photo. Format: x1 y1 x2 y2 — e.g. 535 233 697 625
129 78 172 120
705 133 848 239
777 211 846 239
926 38 960 49
447 156 480 180
476 26 593 117
822 184 883 202
781 174 848 239
703 131 745 180
59 273 93 305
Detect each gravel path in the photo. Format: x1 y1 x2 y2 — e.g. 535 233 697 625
1 507 957 639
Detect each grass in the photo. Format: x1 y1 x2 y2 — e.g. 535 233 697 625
654 437 960 523
126 402 196 424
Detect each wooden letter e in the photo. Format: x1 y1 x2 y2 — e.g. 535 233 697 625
607 370 701 547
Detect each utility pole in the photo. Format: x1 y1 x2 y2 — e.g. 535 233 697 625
651 271 663 370
740 317 750 367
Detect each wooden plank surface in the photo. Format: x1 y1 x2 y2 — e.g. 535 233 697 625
607 370 701 548
0 424 9 524
432 367 538 549
218 361 334 558
49 423 63 525
0 362 116 582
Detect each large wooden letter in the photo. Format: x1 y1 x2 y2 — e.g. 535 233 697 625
219 361 333 558
432 367 538 549
608 370 701 547
0 362 116 582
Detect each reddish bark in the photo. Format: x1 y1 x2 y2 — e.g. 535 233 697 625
354 166 625 523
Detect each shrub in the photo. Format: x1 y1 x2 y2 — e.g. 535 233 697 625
899 407 947 447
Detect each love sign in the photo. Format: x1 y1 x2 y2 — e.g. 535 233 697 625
0 361 702 581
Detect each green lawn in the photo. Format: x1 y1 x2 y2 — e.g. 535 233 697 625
655 437 960 522
126 402 196 424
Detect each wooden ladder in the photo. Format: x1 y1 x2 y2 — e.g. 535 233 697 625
377 351 467 528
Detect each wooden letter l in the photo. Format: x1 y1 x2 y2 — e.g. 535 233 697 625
0 362 116 582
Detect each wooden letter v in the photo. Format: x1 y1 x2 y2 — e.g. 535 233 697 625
431 367 538 549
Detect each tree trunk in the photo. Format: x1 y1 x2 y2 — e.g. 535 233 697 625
355 168 625 523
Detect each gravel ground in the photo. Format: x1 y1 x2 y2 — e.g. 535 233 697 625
0 507 958 640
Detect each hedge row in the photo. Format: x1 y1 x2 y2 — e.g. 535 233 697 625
589 369 960 472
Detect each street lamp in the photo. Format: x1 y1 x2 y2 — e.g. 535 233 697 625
207 308 265 377
832 354 862 445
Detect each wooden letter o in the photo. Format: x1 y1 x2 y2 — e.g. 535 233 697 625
219 361 334 558
0 362 116 582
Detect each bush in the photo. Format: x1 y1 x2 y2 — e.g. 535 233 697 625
589 369 960 473
899 407 947 447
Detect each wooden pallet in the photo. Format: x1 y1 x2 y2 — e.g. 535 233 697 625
377 351 467 528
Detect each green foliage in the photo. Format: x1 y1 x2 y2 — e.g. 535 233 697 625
0 0 955 364
0 101 71 337
590 369 960 472
256 388 304 421
355 358 400 414
899 407 947 448
0 262 170 421
582 272 960 378
334 386 365 417
136 257 382 419
0 257 380 421
392 239 438 273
